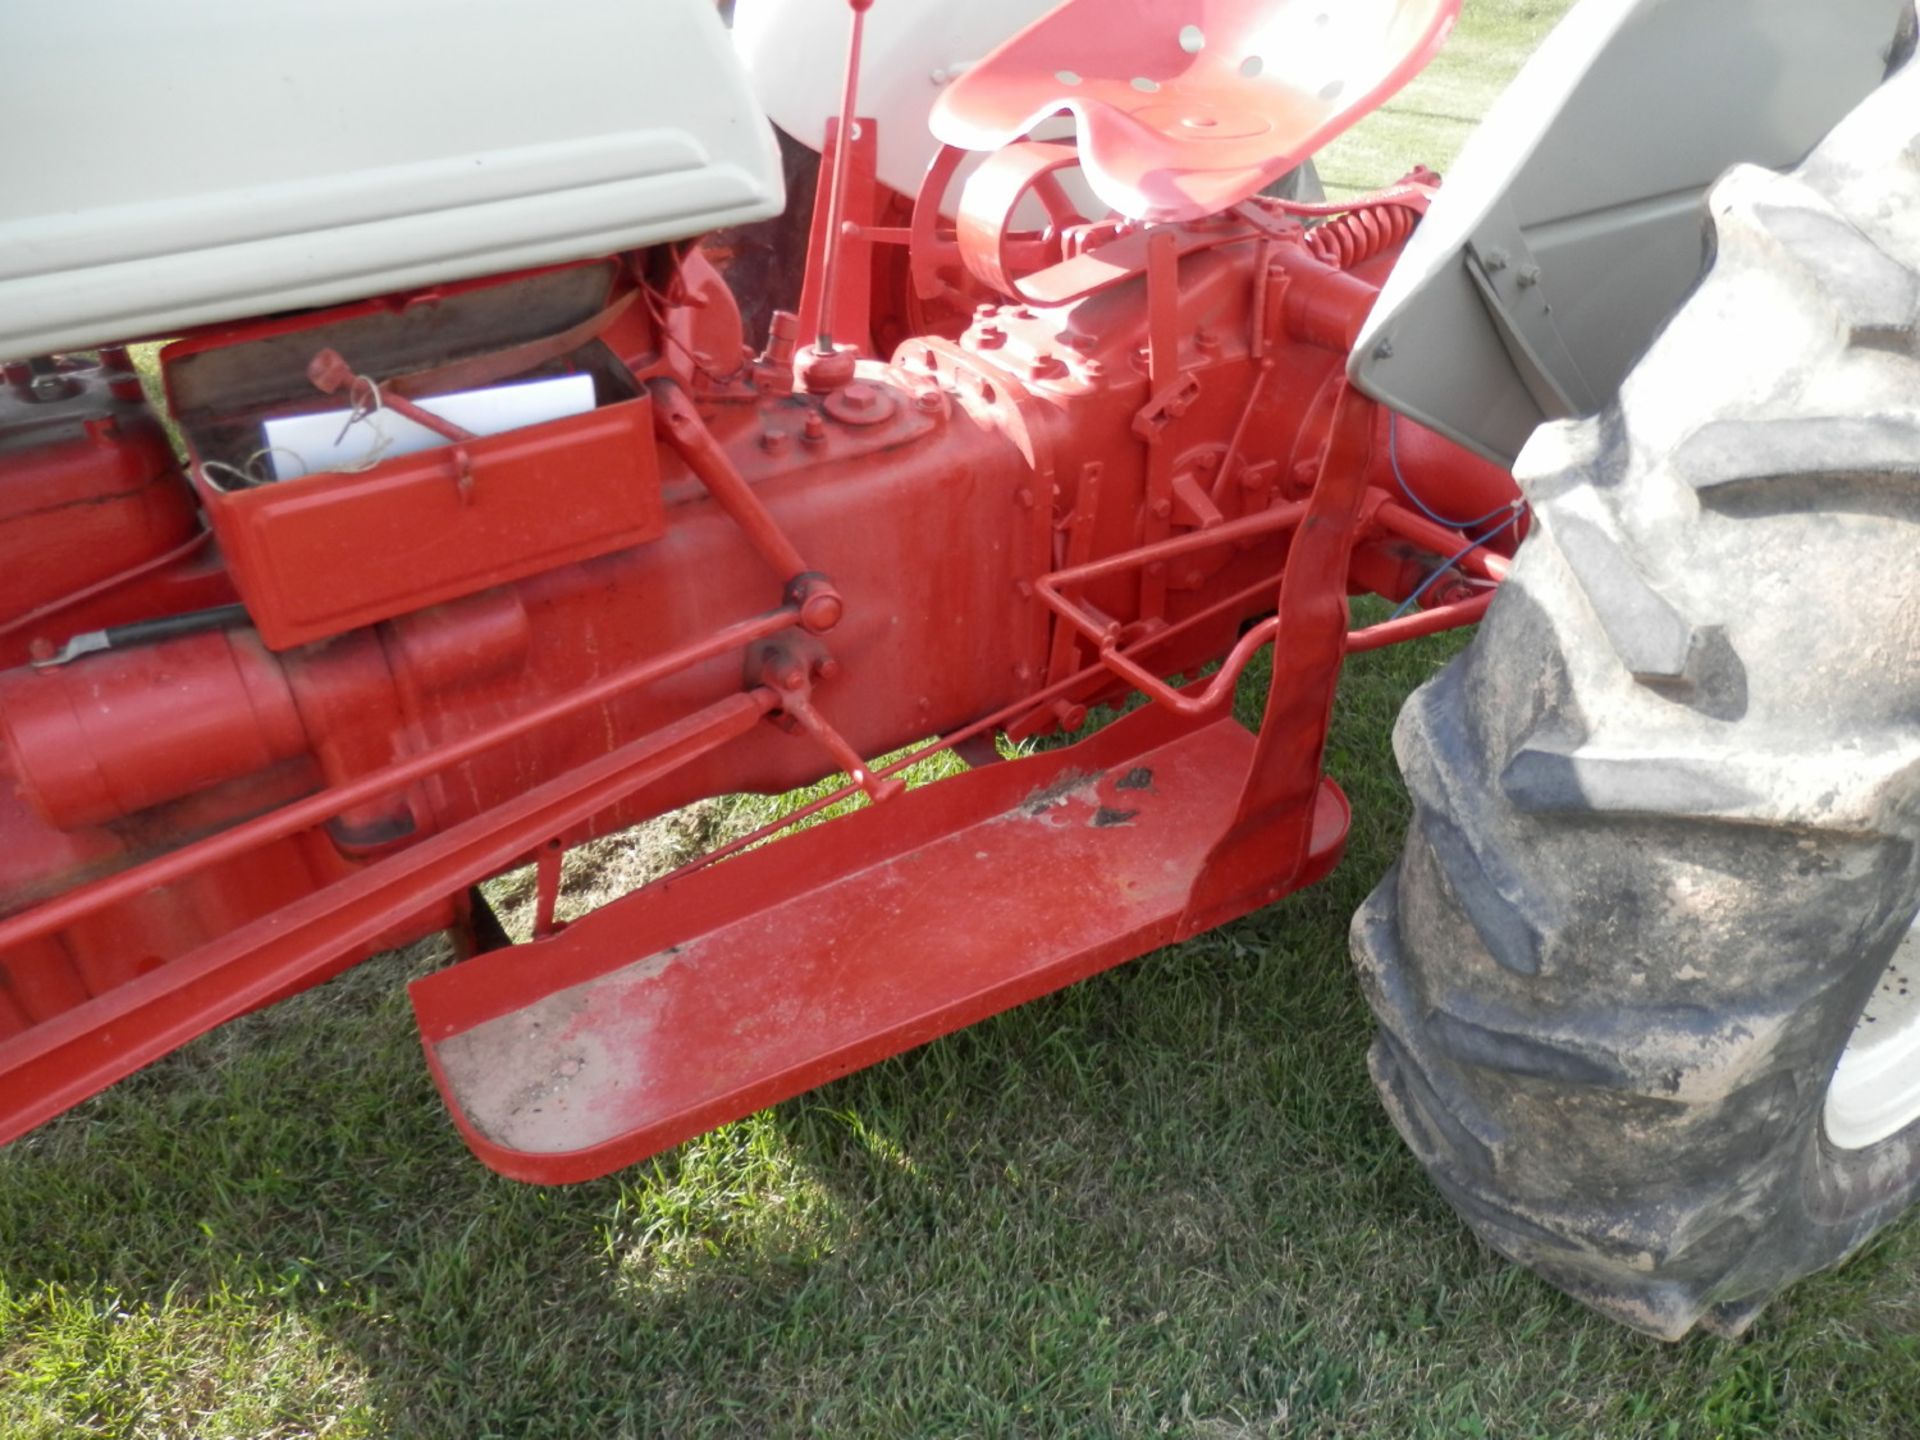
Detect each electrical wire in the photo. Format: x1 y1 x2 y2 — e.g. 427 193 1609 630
1387 506 1526 622
1388 412 1521 534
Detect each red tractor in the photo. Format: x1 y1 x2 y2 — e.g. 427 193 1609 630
2 0 1917 1340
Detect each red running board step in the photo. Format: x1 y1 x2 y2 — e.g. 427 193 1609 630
411 700 1348 1183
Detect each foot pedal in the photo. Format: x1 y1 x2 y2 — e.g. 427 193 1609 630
411 701 1347 1182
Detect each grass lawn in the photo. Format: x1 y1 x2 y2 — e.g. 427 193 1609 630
6 2 1919 1435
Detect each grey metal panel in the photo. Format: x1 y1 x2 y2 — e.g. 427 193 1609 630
0 0 786 361
1351 0 1911 466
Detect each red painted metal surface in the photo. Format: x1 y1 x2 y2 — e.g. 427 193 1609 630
181 352 667 650
0 605 804 963
797 116 882 359
648 563 1355 894
0 6 1529 1172
934 0 1460 222
0 689 776 1147
647 377 842 630
0 360 199 664
1184 381 1381 935
1035 500 1310 716
412 696 1348 1183
809 0 877 357
956 141 1107 305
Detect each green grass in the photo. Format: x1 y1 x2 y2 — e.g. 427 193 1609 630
1317 0 1571 194
6 3 1920 1435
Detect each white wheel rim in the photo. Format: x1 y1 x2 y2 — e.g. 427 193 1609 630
1824 918 1920 1150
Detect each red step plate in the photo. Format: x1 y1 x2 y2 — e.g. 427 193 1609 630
411 700 1348 1183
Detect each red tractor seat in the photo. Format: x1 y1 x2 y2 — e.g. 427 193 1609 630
931 0 1459 223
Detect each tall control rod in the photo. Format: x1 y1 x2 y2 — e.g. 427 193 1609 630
813 0 875 357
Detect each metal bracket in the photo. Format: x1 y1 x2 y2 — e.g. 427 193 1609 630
1131 373 1203 443
746 636 903 806
1463 200 1598 419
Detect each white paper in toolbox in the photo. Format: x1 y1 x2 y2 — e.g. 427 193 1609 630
262 373 597 480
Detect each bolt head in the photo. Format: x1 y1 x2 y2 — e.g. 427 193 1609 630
800 591 844 632
27 373 79 403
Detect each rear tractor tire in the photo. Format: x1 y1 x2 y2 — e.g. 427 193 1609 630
1353 65 1920 1338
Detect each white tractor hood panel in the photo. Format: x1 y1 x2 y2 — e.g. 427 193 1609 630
0 0 785 360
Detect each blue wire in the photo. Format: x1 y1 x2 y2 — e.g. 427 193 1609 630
1389 412 1519 534
1387 506 1525 623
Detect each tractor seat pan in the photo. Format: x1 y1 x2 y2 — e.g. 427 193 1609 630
931 0 1459 223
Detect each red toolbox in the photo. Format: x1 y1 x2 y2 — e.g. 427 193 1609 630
163 262 665 650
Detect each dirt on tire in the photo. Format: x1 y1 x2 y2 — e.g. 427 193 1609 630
1353 60 1920 1339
